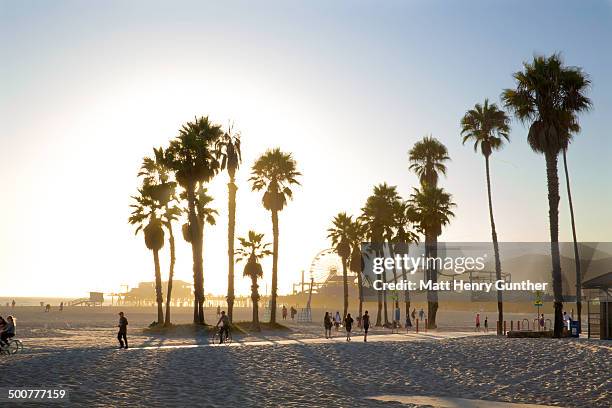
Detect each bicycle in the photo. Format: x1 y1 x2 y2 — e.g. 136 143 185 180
0 338 23 355
209 326 232 346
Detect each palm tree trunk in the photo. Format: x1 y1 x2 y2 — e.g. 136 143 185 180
164 225 176 326
270 210 279 324
342 256 349 319
427 233 439 329
545 151 564 338
227 180 237 322
153 249 164 324
382 243 389 325
252 276 260 331
485 156 504 335
375 245 383 327
187 187 204 324
199 224 206 324
562 149 581 329
356 253 364 324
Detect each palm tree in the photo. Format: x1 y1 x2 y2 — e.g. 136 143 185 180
217 125 242 322
165 116 223 324
129 188 165 324
360 183 400 326
460 99 511 334
347 218 367 322
408 135 450 188
409 185 455 329
139 148 181 326
249 148 301 324
235 230 272 331
502 54 591 337
327 212 353 319
391 200 419 322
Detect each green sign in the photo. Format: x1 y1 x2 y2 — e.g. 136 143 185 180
534 290 543 306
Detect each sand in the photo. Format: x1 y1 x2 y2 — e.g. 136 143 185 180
0 305 608 407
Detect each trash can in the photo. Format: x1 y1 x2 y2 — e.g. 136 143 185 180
570 321 580 337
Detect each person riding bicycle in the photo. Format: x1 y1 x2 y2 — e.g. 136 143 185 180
216 311 230 343
0 316 16 347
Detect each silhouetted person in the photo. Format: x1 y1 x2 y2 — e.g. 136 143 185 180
475 313 480 332
344 313 354 341
216 311 230 343
11 300 15 308
282 305 287 320
59 302 63 312
117 312 128 349
363 310 370 342
45 304 51 312
484 316 488 333
216 305 221 317
0 316 16 347
324 312 332 339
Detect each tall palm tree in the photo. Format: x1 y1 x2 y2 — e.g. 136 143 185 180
139 147 181 326
235 230 272 331
502 54 591 337
392 200 419 322
408 135 450 188
217 125 242 322
460 99 511 335
165 116 223 324
347 218 367 322
327 212 353 319
409 186 455 329
129 189 165 324
249 148 301 324
360 183 400 326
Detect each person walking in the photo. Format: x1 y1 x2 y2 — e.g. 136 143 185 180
59 302 64 312
363 310 370 342
334 311 341 331
418 308 425 322
117 312 129 349
394 302 401 332
475 313 481 332
282 305 288 320
484 316 488 333
11 300 15 308
344 313 354 341
324 312 332 339
216 305 221 317
539 313 545 331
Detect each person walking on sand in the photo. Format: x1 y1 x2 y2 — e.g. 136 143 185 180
11 299 15 308
484 316 488 333
363 311 370 342
475 313 481 332
117 312 128 349
216 305 221 317
539 313 545 331
334 311 341 331
59 302 63 312
324 312 332 339
344 313 354 341
282 305 287 320
394 302 401 331
418 308 425 322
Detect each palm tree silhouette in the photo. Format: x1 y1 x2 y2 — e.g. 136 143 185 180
502 54 591 337
129 188 165 324
249 148 301 324
328 212 353 319
408 136 450 329
165 116 223 324
139 147 181 326
360 183 400 326
408 135 450 188
236 230 272 331
460 99 510 334
347 218 367 322
217 125 242 322
409 185 455 329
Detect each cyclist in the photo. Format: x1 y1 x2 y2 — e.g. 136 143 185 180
216 311 230 343
0 315 16 347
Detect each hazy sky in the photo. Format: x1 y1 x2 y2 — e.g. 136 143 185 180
1 0 611 297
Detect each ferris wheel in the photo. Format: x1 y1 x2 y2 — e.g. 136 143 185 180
308 248 353 283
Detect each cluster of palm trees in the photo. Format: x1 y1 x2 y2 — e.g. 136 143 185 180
129 117 301 327
328 54 590 337
328 137 455 330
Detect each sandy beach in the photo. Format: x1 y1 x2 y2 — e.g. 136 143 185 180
0 306 609 407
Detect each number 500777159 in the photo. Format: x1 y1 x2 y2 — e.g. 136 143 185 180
4 389 68 400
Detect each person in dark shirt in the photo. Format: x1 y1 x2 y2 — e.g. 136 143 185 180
216 311 230 343
344 313 354 342
117 312 128 349
323 312 332 339
362 310 370 342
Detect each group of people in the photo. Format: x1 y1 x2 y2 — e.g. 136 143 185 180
281 305 297 320
324 311 357 341
0 315 16 348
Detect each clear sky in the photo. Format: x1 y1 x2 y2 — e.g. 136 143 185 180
1 0 611 297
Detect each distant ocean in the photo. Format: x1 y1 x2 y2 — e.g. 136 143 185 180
0 297 77 307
